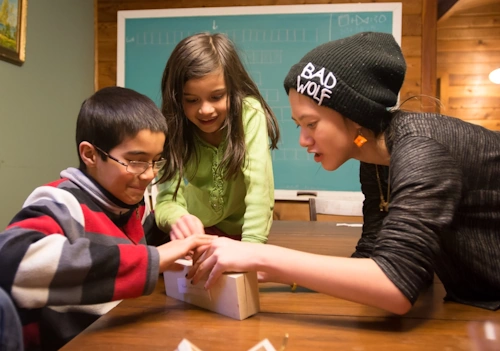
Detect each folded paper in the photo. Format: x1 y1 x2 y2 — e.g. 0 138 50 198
175 338 277 351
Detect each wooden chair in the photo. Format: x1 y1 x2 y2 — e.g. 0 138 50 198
309 197 363 223
144 183 159 213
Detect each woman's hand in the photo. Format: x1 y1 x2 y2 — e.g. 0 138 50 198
170 214 205 240
187 237 260 289
157 234 215 272
257 271 273 283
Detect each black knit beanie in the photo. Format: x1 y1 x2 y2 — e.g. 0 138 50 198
283 32 406 133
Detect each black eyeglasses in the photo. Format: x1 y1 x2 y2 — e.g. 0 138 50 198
93 145 166 175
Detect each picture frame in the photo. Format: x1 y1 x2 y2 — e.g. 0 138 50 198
0 0 28 65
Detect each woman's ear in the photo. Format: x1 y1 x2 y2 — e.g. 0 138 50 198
79 142 97 169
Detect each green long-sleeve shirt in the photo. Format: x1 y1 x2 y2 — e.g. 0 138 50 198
155 97 274 243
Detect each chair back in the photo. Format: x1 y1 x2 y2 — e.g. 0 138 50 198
309 197 363 222
145 183 159 212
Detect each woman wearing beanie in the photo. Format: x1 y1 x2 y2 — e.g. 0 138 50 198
188 32 500 314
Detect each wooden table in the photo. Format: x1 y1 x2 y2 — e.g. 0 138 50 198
61 221 500 351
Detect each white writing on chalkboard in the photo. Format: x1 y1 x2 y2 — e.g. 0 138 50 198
337 13 390 36
126 28 321 46
338 13 388 27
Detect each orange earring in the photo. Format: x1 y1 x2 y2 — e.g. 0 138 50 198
354 130 367 148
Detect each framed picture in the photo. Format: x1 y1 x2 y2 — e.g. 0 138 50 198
0 0 27 65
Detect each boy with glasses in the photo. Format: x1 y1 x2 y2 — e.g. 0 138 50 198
0 86 214 350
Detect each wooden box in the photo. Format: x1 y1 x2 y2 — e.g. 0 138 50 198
164 259 260 320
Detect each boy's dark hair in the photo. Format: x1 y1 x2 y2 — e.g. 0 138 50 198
76 86 168 170
158 32 280 195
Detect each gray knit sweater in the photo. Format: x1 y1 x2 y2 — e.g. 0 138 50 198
353 111 500 310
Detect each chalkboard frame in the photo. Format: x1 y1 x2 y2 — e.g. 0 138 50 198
117 4 402 201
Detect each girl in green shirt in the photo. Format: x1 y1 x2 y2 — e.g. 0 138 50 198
155 32 280 244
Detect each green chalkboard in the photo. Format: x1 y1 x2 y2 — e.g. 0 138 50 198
117 4 402 199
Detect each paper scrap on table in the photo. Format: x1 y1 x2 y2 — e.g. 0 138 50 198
336 223 363 227
175 338 277 351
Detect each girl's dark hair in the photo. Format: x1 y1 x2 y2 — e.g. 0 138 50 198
158 32 280 196
76 86 168 170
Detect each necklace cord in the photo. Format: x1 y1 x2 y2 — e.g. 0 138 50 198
375 165 390 212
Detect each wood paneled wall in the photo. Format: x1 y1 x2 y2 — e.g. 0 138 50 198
96 0 436 114
437 0 500 130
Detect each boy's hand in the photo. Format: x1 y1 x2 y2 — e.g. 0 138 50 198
170 214 205 240
157 234 214 272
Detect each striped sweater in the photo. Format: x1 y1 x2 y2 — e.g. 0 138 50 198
0 168 160 350
353 112 500 310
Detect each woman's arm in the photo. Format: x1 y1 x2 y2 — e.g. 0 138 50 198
369 136 462 303
189 238 411 314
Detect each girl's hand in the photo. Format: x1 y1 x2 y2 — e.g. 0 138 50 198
187 237 259 289
170 214 205 240
157 234 215 272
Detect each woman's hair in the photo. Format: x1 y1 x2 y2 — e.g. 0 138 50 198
158 32 280 195
383 94 444 148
